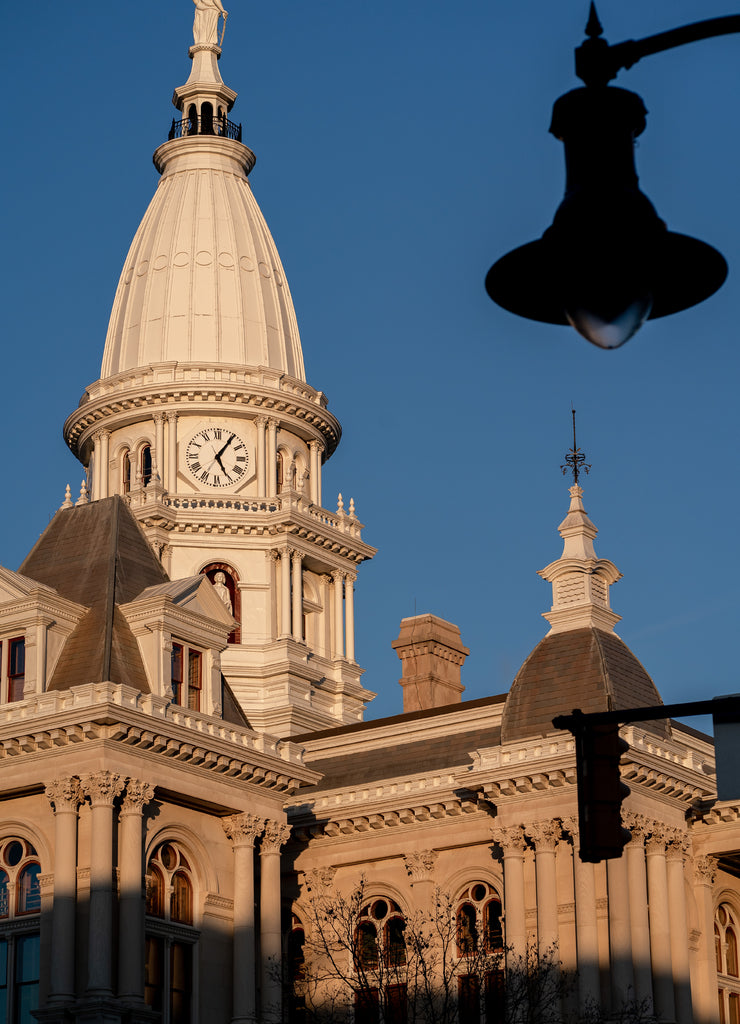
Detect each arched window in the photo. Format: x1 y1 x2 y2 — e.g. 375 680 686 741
201 563 241 643
716 903 740 1023
141 445 152 488
122 449 132 495
276 452 285 492
0 838 41 1020
145 842 196 1023
187 104 197 135
355 898 406 971
201 101 214 135
456 882 503 955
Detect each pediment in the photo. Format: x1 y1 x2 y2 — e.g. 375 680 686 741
133 576 236 629
0 565 60 606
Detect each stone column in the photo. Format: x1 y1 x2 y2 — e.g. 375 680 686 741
623 813 653 1013
528 821 561 956
80 770 125 995
606 853 634 1011
332 570 344 659
266 419 278 498
493 826 528 961
693 856 719 1024
256 416 267 496
646 826 676 1023
91 430 110 501
308 441 320 505
45 777 83 1003
260 821 291 1019
291 550 303 642
280 549 292 638
667 833 693 1023
166 412 178 493
565 820 600 1013
154 413 165 487
223 814 265 1024
345 573 356 662
118 779 154 1003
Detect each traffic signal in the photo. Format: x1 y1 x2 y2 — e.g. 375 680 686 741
574 721 631 862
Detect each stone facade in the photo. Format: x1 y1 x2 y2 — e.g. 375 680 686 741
1 9 739 1024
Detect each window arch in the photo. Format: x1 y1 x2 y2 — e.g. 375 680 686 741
355 898 406 970
201 563 240 643
717 903 740 1023
121 448 132 495
0 838 42 1020
141 444 153 488
145 842 196 1023
456 881 503 956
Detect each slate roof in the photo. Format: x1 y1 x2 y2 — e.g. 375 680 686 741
501 627 669 743
19 496 168 692
293 694 507 794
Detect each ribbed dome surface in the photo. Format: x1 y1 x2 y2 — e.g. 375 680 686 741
501 627 669 743
100 137 305 381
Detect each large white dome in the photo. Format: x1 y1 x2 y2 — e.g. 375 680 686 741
100 134 305 382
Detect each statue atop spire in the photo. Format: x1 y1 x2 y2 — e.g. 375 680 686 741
193 0 228 48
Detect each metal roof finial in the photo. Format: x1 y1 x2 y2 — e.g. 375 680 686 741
561 407 591 485
585 3 604 39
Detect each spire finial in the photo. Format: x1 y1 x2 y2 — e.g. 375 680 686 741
585 3 603 39
561 407 591 485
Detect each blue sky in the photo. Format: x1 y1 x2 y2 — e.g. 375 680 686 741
2 1 738 729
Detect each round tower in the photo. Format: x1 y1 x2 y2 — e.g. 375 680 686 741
63 10 375 736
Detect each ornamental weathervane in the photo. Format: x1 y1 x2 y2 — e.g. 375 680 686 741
561 408 591 485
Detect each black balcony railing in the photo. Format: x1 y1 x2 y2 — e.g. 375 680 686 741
168 115 242 142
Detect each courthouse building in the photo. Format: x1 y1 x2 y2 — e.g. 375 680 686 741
0 7 739 1024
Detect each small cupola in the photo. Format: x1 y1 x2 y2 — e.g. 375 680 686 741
168 2 240 142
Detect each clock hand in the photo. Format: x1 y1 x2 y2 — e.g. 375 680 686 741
216 434 236 459
215 452 227 474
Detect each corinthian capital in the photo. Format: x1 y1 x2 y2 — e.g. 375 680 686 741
261 820 291 854
492 825 527 854
80 770 125 806
222 813 265 847
526 820 562 851
121 779 155 814
45 776 83 813
403 850 438 882
694 855 718 885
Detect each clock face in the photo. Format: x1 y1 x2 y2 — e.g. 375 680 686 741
185 427 249 487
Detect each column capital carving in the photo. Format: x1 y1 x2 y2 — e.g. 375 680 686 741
165 411 178 424
267 417 278 431
492 825 528 854
345 571 357 585
665 830 691 860
694 855 718 885
256 414 268 428
222 813 265 848
645 823 671 854
331 569 345 583
92 427 111 442
121 779 155 814
80 770 125 806
303 867 337 893
403 850 438 882
45 776 83 813
291 549 303 565
308 439 324 453
261 820 291 854
623 811 649 844
526 820 562 851
153 411 166 425
319 574 332 586
268 549 281 563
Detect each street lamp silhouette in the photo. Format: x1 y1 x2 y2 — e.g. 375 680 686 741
485 6 738 349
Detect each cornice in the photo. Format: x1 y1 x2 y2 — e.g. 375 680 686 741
131 494 376 565
64 363 340 459
0 682 320 794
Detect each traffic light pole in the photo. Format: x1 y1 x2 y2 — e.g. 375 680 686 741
553 693 740 731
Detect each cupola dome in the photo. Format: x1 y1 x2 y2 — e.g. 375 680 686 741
100 12 305 381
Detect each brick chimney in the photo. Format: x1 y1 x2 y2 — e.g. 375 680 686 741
391 614 469 713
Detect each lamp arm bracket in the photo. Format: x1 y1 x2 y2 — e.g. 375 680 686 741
576 14 740 87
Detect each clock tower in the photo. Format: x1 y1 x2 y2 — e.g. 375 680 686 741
63 11 375 736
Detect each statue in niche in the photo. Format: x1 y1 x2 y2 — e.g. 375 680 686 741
193 0 228 46
212 571 232 612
